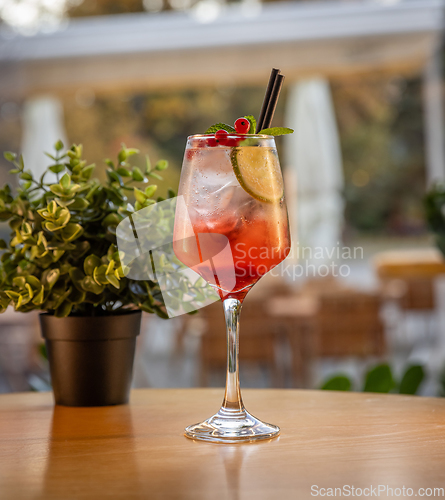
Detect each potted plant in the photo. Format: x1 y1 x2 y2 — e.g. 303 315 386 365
0 141 171 406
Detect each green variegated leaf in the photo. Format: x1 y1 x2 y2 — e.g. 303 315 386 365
117 167 131 177
84 255 102 275
26 276 41 289
55 301 73 318
49 163 65 174
126 148 139 157
132 167 145 182
61 223 83 242
69 287 86 304
12 276 26 289
69 267 86 291
144 185 157 198
43 222 62 232
102 213 121 228
106 274 120 289
81 276 104 295
49 184 64 197
93 265 109 286
42 268 60 289
107 169 122 185
20 171 32 181
68 198 89 210
148 172 163 181
134 187 147 204
32 286 45 305
81 164 95 180
4 152 16 162
53 250 65 262
155 160 168 171
56 209 71 227
25 283 34 299
60 173 71 190
16 294 23 308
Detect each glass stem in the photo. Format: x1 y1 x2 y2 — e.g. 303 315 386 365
221 298 245 414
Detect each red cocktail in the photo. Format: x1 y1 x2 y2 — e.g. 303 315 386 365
173 133 291 442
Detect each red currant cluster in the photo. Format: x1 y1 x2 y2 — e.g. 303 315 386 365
187 118 253 159
208 117 251 147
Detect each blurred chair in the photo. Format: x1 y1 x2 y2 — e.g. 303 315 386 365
268 278 385 387
374 249 445 344
314 289 385 357
374 249 445 311
267 294 318 388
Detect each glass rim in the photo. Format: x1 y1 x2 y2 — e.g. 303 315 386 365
187 133 275 140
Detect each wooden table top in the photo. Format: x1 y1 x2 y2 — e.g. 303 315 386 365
374 249 445 278
1 389 445 499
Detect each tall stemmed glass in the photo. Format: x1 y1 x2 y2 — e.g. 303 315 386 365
173 133 291 443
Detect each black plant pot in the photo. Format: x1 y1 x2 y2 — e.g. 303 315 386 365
40 310 141 407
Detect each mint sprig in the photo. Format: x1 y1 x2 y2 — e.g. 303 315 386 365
204 118 293 137
205 123 236 134
257 127 294 136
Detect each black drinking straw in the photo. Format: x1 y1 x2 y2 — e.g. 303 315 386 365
260 73 285 131
256 68 280 133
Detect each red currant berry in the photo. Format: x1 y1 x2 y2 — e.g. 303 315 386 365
207 137 217 147
215 129 228 145
226 137 241 147
234 118 250 134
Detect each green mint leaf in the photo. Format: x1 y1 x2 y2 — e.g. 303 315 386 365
205 123 236 134
258 127 294 136
244 115 256 134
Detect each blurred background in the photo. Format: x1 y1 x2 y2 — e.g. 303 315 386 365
1 0 445 397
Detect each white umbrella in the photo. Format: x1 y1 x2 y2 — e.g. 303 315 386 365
285 77 344 273
21 96 68 182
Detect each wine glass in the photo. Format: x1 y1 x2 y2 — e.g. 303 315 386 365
173 133 291 443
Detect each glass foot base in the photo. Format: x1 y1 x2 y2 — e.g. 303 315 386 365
184 407 280 444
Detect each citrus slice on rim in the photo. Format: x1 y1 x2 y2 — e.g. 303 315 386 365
230 147 284 203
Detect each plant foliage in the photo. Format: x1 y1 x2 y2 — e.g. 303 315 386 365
321 363 425 395
0 142 171 318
